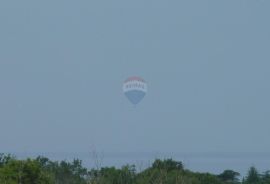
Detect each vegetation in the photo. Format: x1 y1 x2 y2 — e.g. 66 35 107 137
0 153 269 184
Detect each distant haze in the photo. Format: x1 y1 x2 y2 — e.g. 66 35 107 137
0 0 270 155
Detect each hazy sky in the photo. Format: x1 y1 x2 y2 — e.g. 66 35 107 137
0 0 270 154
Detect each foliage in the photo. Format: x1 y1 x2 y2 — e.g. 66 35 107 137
218 170 240 183
0 154 270 184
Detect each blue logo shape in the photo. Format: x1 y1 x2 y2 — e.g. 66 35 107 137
123 76 147 105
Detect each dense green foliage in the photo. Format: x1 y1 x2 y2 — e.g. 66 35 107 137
0 154 269 184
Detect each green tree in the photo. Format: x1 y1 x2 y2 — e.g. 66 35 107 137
0 157 52 184
218 170 240 183
261 171 270 184
152 159 184 171
245 166 260 184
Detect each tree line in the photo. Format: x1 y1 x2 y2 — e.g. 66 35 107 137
0 153 269 184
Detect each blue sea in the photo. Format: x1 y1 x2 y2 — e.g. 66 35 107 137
14 152 270 177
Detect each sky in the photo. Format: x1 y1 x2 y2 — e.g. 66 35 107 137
0 0 270 154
